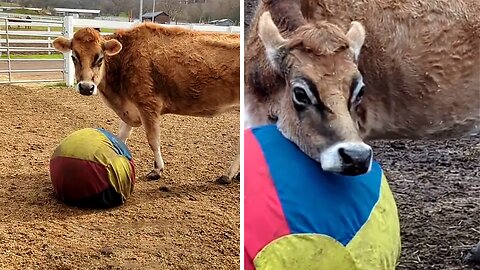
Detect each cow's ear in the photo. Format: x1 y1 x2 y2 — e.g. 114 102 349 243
53 36 72 53
346 21 365 62
258 11 287 71
103 39 122 56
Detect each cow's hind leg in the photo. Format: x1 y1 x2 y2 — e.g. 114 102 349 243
118 120 133 143
141 114 164 181
217 150 240 185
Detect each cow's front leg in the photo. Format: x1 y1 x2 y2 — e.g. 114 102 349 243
141 114 164 181
217 148 240 185
118 120 133 143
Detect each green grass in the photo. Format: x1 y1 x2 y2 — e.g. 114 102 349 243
46 82 67 88
0 53 63 59
13 8 38 15
0 2 20 7
73 27 115 33
0 25 63 31
0 26 115 33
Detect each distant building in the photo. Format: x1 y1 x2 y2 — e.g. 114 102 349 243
142 11 170 24
53 8 100 19
0 7 42 13
208 19 234 26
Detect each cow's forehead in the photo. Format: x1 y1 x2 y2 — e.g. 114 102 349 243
73 28 101 43
71 28 102 54
292 50 358 80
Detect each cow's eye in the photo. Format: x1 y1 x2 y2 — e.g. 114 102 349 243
292 86 311 105
350 75 365 108
71 55 78 65
353 86 365 105
94 56 103 67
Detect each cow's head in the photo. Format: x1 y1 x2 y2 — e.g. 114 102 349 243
258 12 371 176
53 28 122 96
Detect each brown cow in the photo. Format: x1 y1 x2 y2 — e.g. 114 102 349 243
245 0 479 176
53 23 240 183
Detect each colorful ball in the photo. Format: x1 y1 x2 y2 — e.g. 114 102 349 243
244 125 401 270
50 128 135 208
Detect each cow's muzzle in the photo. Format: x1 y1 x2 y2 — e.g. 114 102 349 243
77 81 97 96
319 142 373 176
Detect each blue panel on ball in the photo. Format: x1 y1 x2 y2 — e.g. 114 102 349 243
251 125 382 246
96 128 133 160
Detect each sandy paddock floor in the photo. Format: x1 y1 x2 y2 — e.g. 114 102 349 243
0 84 240 269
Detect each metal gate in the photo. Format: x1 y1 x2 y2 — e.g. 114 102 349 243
0 16 64 84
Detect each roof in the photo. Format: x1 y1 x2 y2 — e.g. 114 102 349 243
53 8 101 14
142 11 169 18
1 7 42 11
208 18 234 24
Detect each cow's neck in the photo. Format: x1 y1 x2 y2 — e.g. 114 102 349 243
96 53 130 121
98 53 122 97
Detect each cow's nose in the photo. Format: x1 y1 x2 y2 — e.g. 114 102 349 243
338 146 373 176
78 82 95 96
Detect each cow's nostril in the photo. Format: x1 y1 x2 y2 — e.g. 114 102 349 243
79 83 94 92
338 147 372 167
78 82 95 95
338 148 354 165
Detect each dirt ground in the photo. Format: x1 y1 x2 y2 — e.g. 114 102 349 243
245 1 479 269
0 84 240 269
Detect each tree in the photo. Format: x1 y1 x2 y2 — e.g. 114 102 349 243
155 0 184 21
182 2 205 23
111 0 135 16
179 0 239 24
202 0 239 24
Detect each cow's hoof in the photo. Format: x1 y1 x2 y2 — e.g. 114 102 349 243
216 175 231 185
463 242 480 266
146 170 161 181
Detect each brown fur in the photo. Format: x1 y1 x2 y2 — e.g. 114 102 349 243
246 0 480 151
286 22 350 56
54 22 240 182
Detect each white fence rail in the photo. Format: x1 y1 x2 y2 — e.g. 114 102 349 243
0 15 240 85
0 16 64 84
0 12 62 21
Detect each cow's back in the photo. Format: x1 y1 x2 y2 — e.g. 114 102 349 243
114 24 240 116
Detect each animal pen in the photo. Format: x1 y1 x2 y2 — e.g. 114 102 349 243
0 15 241 85
0 14 240 270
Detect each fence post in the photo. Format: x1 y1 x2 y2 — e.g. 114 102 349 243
63 16 74 87
5 18 12 83
47 26 51 55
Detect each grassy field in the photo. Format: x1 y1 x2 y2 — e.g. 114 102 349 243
0 2 20 7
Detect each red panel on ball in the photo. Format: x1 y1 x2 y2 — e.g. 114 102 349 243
50 156 110 201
